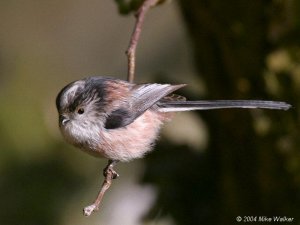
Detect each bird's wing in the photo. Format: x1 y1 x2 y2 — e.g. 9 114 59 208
104 83 186 129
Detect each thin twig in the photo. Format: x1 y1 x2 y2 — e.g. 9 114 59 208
83 172 113 216
83 0 160 216
126 0 159 82
83 160 119 216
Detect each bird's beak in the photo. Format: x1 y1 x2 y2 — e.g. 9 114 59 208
59 115 70 126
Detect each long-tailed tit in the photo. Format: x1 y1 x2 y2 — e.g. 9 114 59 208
56 76 291 176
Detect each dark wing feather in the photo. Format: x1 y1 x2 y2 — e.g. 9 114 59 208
104 83 186 129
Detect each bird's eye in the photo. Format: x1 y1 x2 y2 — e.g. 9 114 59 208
77 108 85 114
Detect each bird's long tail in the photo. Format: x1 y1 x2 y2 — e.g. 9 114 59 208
158 100 291 112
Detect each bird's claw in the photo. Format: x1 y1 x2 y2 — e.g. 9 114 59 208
103 167 119 179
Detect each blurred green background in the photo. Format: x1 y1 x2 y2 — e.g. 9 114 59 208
0 0 299 225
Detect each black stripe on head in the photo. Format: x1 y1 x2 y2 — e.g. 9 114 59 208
83 77 108 101
69 77 110 112
56 76 114 113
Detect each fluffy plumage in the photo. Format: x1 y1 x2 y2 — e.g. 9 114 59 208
56 76 291 162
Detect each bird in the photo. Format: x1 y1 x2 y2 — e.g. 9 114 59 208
56 76 291 177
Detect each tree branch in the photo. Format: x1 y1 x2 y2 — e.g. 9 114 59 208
83 0 161 216
83 160 119 217
126 0 159 82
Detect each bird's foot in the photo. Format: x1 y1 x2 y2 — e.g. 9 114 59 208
103 160 119 179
